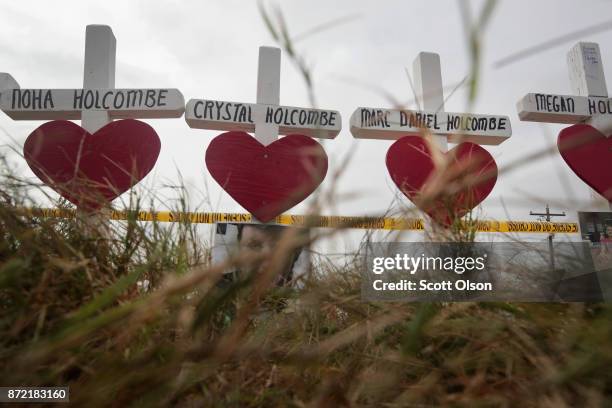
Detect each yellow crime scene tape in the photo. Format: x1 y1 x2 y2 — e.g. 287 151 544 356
22 207 580 234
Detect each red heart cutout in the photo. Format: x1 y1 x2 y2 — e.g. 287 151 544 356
386 136 498 226
24 119 160 210
205 131 328 222
558 124 612 202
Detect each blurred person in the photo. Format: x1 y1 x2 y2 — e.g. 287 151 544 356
601 225 612 252
236 224 305 287
592 223 612 272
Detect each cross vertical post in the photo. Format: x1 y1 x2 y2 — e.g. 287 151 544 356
567 42 611 136
78 26 117 232
81 25 116 133
255 47 281 145
413 53 449 235
413 52 447 151
568 43 611 210
568 42 608 98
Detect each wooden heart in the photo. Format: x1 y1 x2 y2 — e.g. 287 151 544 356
205 131 328 222
558 124 612 202
24 119 160 210
386 136 498 226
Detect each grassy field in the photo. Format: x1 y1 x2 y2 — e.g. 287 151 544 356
0 174 611 407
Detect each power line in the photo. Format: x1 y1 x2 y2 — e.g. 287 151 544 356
529 204 566 271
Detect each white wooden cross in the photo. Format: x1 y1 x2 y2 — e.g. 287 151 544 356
516 42 612 209
349 52 513 149
0 25 185 133
185 46 342 144
517 42 612 136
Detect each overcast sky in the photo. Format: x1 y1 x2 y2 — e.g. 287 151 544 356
1 0 611 248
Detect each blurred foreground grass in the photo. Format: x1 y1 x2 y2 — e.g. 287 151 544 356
0 173 611 407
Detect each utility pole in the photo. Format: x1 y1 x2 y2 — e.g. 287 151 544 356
530 204 566 271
